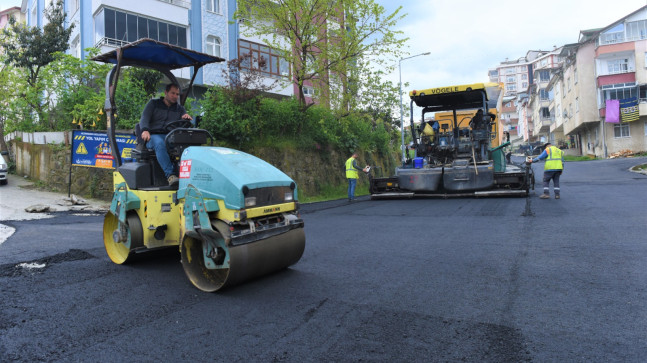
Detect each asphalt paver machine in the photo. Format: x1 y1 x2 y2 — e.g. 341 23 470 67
370 82 534 198
94 39 305 292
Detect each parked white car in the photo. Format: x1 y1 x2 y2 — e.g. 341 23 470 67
0 152 8 185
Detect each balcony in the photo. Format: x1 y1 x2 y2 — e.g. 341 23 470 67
597 72 635 87
156 0 191 8
95 37 129 49
534 117 551 135
599 102 647 119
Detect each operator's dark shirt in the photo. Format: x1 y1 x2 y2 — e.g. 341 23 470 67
139 97 187 134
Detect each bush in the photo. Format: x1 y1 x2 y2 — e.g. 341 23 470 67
197 85 400 156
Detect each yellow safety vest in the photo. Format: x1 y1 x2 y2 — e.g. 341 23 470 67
345 157 358 179
544 146 563 170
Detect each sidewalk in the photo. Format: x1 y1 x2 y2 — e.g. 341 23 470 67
0 174 109 222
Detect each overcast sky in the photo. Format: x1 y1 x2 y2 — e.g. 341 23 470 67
0 0 20 12
3 0 647 90
379 0 647 91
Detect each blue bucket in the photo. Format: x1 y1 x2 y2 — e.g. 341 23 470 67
414 157 424 169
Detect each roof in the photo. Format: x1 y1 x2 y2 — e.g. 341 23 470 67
91 38 225 70
0 7 21 15
408 82 501 112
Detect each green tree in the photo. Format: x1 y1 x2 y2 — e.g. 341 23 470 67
1 0 74 127
234 0 407 110
0 58 12 151
128 68 164 98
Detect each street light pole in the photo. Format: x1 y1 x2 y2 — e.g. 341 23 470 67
399 52 430 163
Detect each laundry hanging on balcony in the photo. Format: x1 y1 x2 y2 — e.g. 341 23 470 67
619 97 639 123
605 99 619 123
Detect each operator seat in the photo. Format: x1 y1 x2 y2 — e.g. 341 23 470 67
119 123 170 189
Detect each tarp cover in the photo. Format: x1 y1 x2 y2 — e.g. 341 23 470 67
91 38 225 70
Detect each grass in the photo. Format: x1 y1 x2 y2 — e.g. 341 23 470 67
564 155 596 162
632 164 647 172
298 182 369 203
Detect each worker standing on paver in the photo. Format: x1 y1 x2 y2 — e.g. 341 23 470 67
530 142 564 199
345 152 368 202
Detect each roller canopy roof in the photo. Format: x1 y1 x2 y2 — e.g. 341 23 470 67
91 38 225 69
408 82 502 112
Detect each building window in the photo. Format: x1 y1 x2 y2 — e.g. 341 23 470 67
521 74 527 80
602 83 637 101
540 107 550 119
238 39 290 78
206 0 220 13
600 23 625 45
574 68 577 84
576 97 579 113
607 59 629 74
640 85 647 102
206 35 221 57
94 8 187 48
626 20 647 41
31 4 37 25
506 83 516 91
303 86 318 98
539 89 549 100
506 76 516 82
538 70 550 82
71 35 80 58
614 123 630 138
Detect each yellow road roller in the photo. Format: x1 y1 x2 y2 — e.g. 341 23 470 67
94 39 305 292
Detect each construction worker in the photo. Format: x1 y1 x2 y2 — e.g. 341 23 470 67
530 142 564 199
407 142 416 161
345 152 368 202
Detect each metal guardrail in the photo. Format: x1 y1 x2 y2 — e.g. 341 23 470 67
156 0 191 9
94 37 129 48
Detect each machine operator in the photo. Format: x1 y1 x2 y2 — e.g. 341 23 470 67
139 83 193 186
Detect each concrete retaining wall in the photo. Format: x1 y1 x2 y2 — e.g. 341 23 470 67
8 137 397 201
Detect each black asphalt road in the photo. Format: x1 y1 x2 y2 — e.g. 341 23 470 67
1 157 647 362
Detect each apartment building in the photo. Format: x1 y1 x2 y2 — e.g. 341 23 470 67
490 6 647 156
19 0 295 98
1 6 25 30
550 6 647 157
489 50 557 147
527 49 562 145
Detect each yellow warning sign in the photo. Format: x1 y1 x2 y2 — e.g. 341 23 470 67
76 143 88 155
121 148 133 159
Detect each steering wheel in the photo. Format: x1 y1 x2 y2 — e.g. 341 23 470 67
163 119 193 133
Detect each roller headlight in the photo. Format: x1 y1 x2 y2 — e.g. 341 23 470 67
244 196 256 207
284 192 294 202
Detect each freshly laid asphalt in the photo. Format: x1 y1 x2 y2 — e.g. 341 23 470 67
1 156 647 362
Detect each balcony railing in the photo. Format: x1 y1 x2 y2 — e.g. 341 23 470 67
156 0 191 9
94 37 129 49
603 66 635 76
